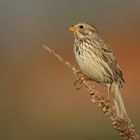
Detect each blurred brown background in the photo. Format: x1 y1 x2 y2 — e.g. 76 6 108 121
0 0 140 140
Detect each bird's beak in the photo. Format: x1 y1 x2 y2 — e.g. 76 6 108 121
68 26 77 32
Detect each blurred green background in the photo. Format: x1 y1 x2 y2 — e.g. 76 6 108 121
0 0 140 140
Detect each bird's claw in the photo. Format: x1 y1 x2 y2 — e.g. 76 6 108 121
74 70 87 89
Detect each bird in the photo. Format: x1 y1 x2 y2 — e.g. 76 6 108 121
68 22 129 120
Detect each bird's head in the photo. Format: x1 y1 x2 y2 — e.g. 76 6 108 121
68 23 96 39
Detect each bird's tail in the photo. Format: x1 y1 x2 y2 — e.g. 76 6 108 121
110 82 130 121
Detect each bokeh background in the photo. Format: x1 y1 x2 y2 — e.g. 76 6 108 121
0 0 140 140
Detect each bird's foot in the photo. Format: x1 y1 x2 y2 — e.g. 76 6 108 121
99 98 111 116
74 70 88 89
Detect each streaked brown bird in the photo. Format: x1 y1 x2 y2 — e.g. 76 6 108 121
68 22 129 120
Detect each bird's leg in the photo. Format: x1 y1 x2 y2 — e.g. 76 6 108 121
74 70 88 89
108 88 110 100
107 85 111 100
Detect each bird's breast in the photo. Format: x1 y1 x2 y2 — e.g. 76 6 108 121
74 42 112 84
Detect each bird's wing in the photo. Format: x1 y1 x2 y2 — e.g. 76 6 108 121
94 37 124 82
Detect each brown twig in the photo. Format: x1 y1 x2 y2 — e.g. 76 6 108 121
43 45 139 140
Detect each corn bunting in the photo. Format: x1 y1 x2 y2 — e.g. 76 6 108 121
68 23 129 120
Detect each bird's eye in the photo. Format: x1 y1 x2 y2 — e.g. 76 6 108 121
79 25 84 29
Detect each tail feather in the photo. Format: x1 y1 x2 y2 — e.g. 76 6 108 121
110 82 130 121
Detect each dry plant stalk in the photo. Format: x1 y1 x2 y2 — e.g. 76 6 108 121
43 45 139 140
